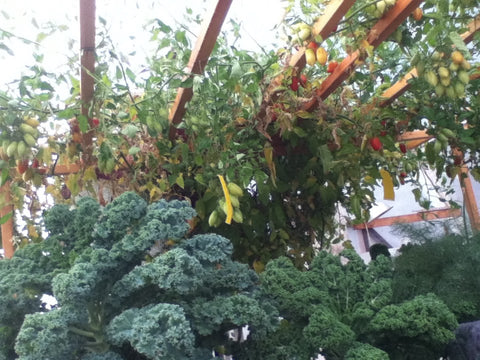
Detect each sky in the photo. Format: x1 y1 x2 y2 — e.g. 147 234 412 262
0 0 287 87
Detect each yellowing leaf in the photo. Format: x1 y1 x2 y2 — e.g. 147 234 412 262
149 185 162 201
295 110 315 119
83 166 97 182
380 169 395 200
45 184 57 195
253 260 265 273
361 39 374 57
264 145 277 187
218 175 233 224
66 174 80 196
176 173 184 189
28 224 39 238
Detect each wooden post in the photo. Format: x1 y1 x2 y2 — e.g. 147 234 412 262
79 0 96 165
459 168 480 233
0 183 14 259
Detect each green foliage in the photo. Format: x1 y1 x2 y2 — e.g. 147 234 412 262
13 192 277 359
106 303 194 359
2 0 480 268
0 196 102 360
393 231 480 322
15 307 87 360
344 342 389 360
44 196 102 253
370 294 458 359
244 250 457 359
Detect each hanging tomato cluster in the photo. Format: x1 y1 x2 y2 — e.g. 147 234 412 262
418 49 471 99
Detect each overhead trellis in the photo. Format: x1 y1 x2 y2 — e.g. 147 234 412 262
1 0 480 256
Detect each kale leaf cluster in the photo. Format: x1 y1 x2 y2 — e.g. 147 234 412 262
241 249 458 359
7 192 277 360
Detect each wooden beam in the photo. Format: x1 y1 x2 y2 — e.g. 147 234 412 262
353 207 462 229
379 14 480 106
33 162 82 176
458 163 480 233
379 69 417 107
310 0 423 104
459 14 480 43
397 129 431 141
397 129 433 149
79 0 96 165
288 0 356 71
257 0 355 122
168 0 233 139
0 183 14 259
404 138 431 150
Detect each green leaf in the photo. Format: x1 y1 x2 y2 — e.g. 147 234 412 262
115 66 122 80
412 188 422 202
101 74 111 87
175 30 188 47
318 145 333 174
121 124 139 138
176 173 184 189
180 77 194 88
126 68 136 82
470 167 480 183
0 168 9 187
128 146 141 155
36 32 47 42
449 32 469 55
38 81 54 91
57 108 76 119
77 115 89 133
230 62 242 79
425 142 436 166
0 43 14 56
236 153 246 161
293 127 307 138
0 211 12 225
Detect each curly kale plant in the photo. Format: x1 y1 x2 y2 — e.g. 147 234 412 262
393 232 480 322
0 196 101 360
13 192 277 360
242 249 458 359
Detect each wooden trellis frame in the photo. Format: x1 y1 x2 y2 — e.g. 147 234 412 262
368 15 480 232
0 0 94 258
2 0 480 256
168 0 233 140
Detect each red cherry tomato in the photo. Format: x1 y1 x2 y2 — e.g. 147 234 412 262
327 61 338 73
369 137 382 151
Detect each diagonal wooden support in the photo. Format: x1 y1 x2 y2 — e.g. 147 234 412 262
378 15 480 233
379 14 480 106
258 0 356 121
397 129 433 149
287 0 357 72
168 0 233 140
309 0 424 105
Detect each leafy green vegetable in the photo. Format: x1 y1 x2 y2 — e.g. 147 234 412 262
0 196 102 359
244 249 457 359
12 192 277 359
393 232 480 322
